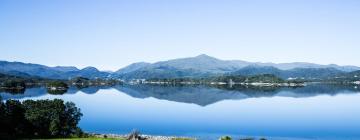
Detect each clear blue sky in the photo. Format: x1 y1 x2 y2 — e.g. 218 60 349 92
1 0 360 71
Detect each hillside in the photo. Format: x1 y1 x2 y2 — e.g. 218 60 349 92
232 66 346 79
0 61 110 79
114 55 355 79
1 54 359 80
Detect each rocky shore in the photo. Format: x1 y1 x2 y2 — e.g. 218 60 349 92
91 133 194 140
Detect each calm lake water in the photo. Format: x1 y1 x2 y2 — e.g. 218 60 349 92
1 84 360 140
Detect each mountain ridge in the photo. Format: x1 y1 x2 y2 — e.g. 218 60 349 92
116 54 360 73
114 54 360 79
0 60 110 79
1 54 360 80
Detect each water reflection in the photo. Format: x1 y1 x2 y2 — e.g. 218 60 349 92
2 84 360 106
114 84 360 106
0 86 112 100
1 84 360 140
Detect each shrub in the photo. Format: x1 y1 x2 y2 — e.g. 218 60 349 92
220 136 232 140
0 99 82 139
47 81 69 89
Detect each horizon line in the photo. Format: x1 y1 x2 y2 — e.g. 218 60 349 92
1 54 359 71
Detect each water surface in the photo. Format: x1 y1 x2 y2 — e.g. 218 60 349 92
1 84 360 140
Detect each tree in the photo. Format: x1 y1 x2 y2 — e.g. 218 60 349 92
46 81 69 94
47 89 67 95
2 80 25 88
3 100 29 137
23 99 82 137
220 136 232 140
0 97 7 137
47 81 68 88
63 102 82 136
0 99 83 138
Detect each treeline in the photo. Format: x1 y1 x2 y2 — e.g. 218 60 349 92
146 74 304 84
0 73 50 87
0 98 83 139
0 73 51 94
69 77 120 88
320 70 360 84
45 77 121 94
0 72 121 94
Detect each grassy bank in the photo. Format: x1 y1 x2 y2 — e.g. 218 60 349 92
44 138 125 140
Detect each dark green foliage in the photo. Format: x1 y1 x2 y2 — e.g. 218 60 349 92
0 72 54 94
0 72 50 86
70 77 121 88
239 138 254 140
247 74 285 83
0 79 27 94
220 136 232 140
47 89 68 95
46 81 69 94
0 100 30 138
0 73 121 95
323 70 360 83
207 75 247 83
0 100 7 137
0 99 82 139
2 80 26 89
232 66 346 79
47 81 69 88
146 74 286 85
71 77 91 89
1 88 26 94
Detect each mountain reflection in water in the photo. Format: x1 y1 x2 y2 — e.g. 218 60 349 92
1 84 359 106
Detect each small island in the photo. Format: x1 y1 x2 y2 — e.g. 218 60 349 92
1 80 26 90
46 81 69 94
47 81 69 91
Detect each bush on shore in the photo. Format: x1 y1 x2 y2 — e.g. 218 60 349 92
220 136 232 140
0 99 82 139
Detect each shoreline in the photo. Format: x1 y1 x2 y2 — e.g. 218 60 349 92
90 133 195 140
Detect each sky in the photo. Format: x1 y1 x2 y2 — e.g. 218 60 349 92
1 0 360 71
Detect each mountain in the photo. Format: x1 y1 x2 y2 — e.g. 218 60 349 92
285 67 346 79
257 62 359 72
0 61 63 79
115 62 151 74
0 70 34 78
150 54 247 73
325 70 360 82
118 66 211 79
348 70 360 76
114 54 359 79
1 54 359 80
115 54 251 76
52 66 79 72
114 54 253 79
63 67 110 79
232 66 346 79
0 61 110 79
230 66 283 77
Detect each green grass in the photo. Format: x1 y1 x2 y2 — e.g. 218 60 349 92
38 138 125 140
171 138 194 140
36 136 193 140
